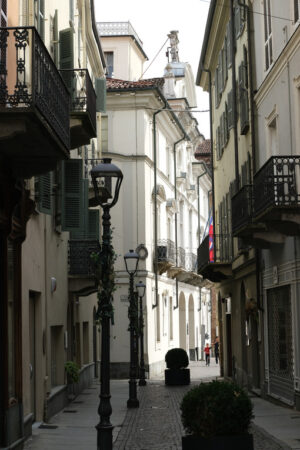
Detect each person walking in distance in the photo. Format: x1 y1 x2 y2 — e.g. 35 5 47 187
214 336 219 364
204 343 211 366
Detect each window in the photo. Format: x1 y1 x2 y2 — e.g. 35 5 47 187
104 52 114 77
50 11 59 66
238 47 249 135
295 0 300 23
263 0 273 70
267 115 278 157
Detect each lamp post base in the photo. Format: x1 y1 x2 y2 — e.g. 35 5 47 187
127 398 140 408
96 423 113 450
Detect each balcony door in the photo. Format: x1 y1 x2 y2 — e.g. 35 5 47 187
267 285 294 404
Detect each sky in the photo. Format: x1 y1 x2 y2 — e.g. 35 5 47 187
95 0 211 139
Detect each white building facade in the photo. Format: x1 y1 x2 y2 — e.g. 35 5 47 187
98 24 212 377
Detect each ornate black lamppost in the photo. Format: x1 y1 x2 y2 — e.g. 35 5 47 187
136 281 147 386
91 158 123 450
124 249 140 408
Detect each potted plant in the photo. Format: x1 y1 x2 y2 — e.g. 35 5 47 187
180 380 254 449
165 348 190 386
65 361 80 399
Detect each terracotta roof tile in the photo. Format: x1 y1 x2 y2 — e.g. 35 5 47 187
106 77 164 90
195 139 211 156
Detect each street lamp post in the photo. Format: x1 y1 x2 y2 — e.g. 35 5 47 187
91 158 123 450
136 281 147 386
124 249 140 408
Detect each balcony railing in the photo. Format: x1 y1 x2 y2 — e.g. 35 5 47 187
68 240 100 276
185 252 197 272
232 185 253 235
253 156 300 219
60 68 97 147
197 234 232 281
157 239 176 265
0 26 70 150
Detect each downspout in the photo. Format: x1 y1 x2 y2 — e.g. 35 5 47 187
196 162 209 312
230 0 240 192
201 67 216 261
153 100 167 308
173 136 186 310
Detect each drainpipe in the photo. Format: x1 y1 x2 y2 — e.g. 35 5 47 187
153 101 167 308
195 162 210 313
230 0 240 192
173 136 186 310
200 67 216 262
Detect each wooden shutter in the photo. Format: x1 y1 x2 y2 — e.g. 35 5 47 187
59 28 74 94
226 21 232 68
61 159 84 233
95 78 106 113
216 126 220 161
227 90 233 129
218 53 223 94
224 103 229 146
87 209 100 240
239 61 249 135
215 68 219 108
36 172 53 215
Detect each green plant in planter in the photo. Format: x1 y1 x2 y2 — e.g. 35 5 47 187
165 348 190 386
65 361 80 384
165 348 189 369
180 380 254 449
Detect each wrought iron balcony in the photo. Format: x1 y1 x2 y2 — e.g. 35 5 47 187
0 26 70 177
253 156 300 235
185 252 197 272
60 69 97 149
197 234 232 282
232 185 253 236
156 239 175 274
68 239 100 276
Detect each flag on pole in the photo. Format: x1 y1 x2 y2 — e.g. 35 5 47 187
208 215 214 262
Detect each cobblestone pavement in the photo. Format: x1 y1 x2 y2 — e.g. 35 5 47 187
114 380 289 450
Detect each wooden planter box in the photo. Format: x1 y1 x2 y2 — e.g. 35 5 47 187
165 368 190 386
182 433 253 450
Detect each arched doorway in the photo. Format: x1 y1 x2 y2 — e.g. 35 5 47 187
179 292 187 350
188 295 195 360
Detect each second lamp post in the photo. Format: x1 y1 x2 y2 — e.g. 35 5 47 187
136 281 146 386
124 249 140 408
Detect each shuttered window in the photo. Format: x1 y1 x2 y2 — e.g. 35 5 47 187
215 68 219 108
226 21 232 68
36 172 53 215
95 78 106 113
59 28 74 94
61 159 84 234
239 47 249 135
227 90 233 130
87 209 100 240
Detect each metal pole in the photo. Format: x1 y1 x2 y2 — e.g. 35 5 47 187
96 206 113 450
127 272 139 407
138 293 147 386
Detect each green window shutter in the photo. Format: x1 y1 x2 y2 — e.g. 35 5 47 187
224 104 228 146
227 90 233 129
218 53 223 94
239 62 249 135
95 78 106 113
87 209 100 240
220 114 224 151
216 126 220 161
36 172 53 215
226 21 232 68
59 28 74 95
61 159 84 233
215 68 219 108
